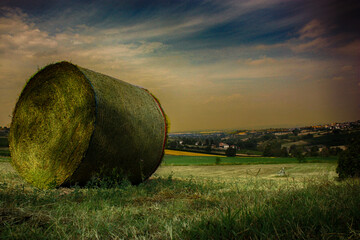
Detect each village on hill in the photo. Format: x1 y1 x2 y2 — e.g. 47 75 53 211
167 120 360 157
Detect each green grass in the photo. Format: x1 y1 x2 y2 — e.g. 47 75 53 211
0 156 10 162
156 163 338 181
1 160 359 239
237 149 262 155
162 155 337 166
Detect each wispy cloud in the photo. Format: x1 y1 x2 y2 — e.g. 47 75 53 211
0 0 359 130
298 19 326 39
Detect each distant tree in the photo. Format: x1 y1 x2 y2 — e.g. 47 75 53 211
183 138 196 145
279 134 289 140
182 138 189 145
289 144 306 162
168 140 178 149
263 145 271 156
263 141 282 157
296 152 306 163
289 145 298 157
205 145 211 153
330 147 343 156
262 133 276 141
292 129 300 136
337 135 360 178
310 146 319 157
333 129 341 135
303 134 313 139
320 147 330 157
0 137 9 147
280 147 289 157
243 138 258 150
225 147 236 157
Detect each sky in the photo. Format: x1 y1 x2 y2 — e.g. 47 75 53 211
0 0 359 132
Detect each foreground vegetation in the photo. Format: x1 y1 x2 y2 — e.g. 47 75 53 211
1 159 359 239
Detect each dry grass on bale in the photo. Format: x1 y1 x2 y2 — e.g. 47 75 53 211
9 61 167 189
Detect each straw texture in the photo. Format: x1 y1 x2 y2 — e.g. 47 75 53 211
9 62 167 189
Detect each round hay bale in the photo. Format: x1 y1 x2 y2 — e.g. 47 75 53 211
9 61 167 189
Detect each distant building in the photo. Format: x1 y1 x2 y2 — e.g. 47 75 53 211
274 132 291 136
330 145 347 151
219 142 229 149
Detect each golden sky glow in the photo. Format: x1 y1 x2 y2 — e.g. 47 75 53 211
0 1 359 131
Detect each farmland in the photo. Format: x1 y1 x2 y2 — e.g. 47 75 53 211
164 149 225 157
162 155 337 165
1 156 359 239
166 121 360 159
157 163 338 181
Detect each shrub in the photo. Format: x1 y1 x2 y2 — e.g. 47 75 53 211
262 140 281 157
309 145 319 157
225 147 236 157
320 147 330 157
337 135 360 178
280 147 289 157
0 137 8 147
296 153 306 163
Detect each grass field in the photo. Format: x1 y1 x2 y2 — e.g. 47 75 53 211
164 149 225 157
1 157 359 239
156 163 338 181
162 155 337 166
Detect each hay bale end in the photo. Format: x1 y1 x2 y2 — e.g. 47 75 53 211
9 61 167 189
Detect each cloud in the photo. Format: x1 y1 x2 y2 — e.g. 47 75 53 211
299 19 326 39
0 7 169 71
0 8 57 56
341 65 353 71
334 40 360 57
244 56 277 65
0 2 359 130
332 76 344 81
290 37 330 53
251 18 359 59
287 19 332 53
0 7 29 33
0 8 177 125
